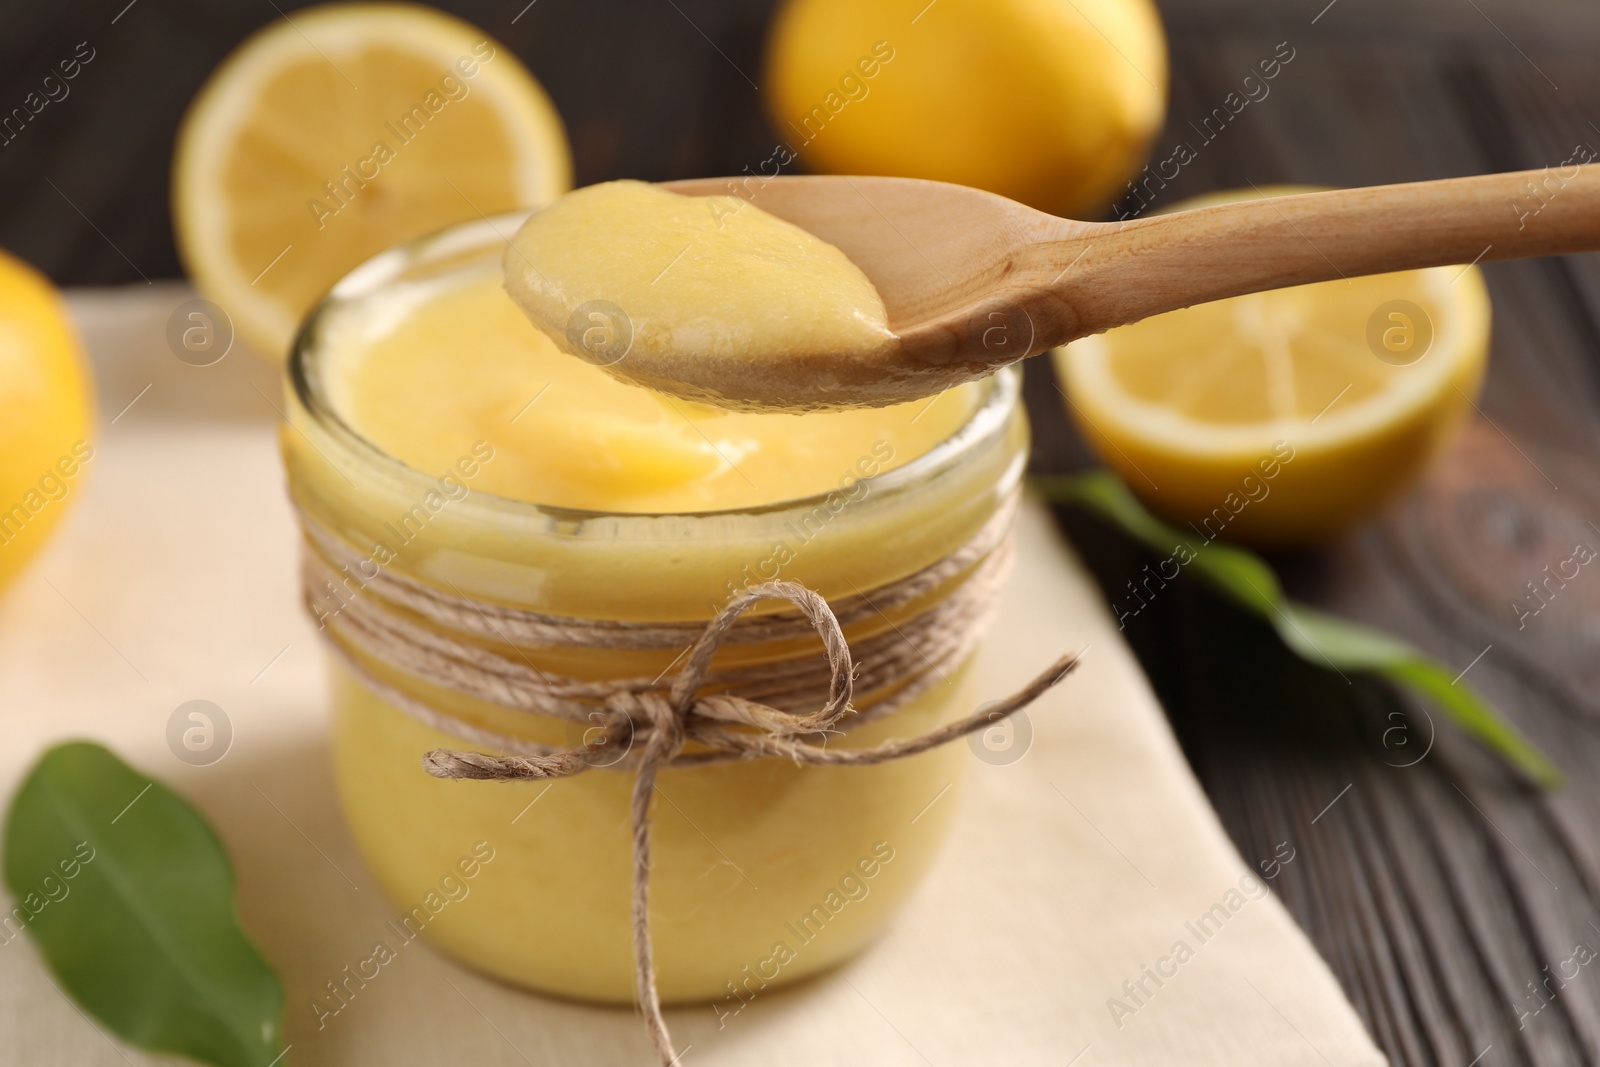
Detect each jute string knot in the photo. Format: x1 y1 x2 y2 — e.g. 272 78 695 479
298 493 1078 1065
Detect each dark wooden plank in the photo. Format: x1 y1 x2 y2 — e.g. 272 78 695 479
1041 13 1600 1065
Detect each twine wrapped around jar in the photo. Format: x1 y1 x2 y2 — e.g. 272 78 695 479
297 491 1080 1065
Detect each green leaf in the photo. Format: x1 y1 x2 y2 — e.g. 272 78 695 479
3 742 284 1066
1035 471 1563 788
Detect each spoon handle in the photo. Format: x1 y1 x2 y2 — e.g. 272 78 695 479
1057 164 1600 339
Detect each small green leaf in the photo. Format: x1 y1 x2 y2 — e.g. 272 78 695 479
3 742 284 1066
1275 603 1419 668
1036 471 1563 788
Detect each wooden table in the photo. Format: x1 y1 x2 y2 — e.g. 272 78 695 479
5 0 1600 1063
1031 6 1600 1065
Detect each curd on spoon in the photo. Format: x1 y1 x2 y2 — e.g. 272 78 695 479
502 179 900 411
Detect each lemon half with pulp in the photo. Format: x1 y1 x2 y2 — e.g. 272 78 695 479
1055 192 1490 546
173 2 572 361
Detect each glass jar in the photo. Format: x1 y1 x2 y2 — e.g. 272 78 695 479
281 213 1028 1004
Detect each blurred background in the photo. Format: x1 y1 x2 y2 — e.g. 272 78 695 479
6 0 1600 288
8 1 1600 1063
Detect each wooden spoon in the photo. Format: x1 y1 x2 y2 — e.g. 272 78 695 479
661 168 1600 408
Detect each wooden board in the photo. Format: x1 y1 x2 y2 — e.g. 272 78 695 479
1029 11 1600 1066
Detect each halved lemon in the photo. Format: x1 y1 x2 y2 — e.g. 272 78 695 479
173 3 572 361
1054 191 1490 547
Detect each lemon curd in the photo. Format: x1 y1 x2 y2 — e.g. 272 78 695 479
283 212 1027 1003
332 264 935 515
503 179 898 410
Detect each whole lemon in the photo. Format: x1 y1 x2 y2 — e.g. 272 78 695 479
0 250 95 592
763 0 1168 218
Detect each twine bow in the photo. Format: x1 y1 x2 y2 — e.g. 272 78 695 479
420 580 1080 1065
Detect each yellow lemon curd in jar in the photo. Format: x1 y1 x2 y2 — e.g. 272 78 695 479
283 206 1025 1005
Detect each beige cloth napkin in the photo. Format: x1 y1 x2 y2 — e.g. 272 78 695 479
0 284 1385 1066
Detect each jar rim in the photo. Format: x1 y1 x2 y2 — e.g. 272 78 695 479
287 210 1022 527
